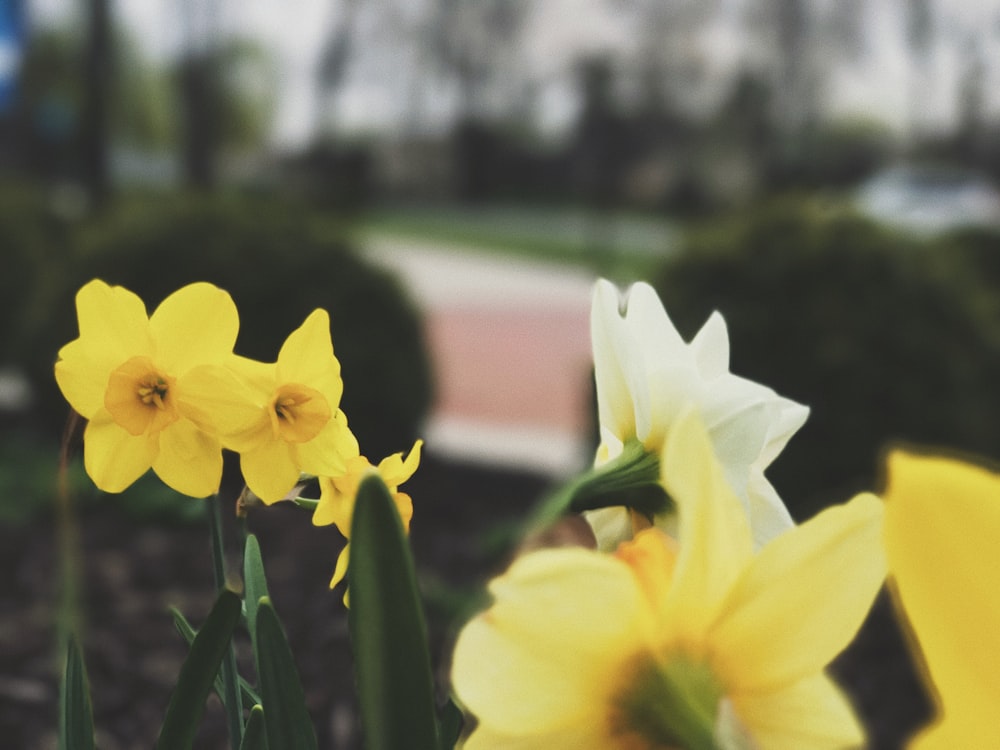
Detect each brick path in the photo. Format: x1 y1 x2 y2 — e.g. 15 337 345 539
362 236 596 475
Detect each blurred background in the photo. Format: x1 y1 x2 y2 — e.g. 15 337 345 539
5 0 1000 747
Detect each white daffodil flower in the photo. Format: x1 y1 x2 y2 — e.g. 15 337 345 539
588 279 809 551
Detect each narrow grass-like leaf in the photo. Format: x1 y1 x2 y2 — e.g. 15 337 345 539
254 598 317 750
437 698 464 750
243 534 270 641
58 634 95 750
240 705 268 750
156 589 242 750
349 474 439 750
170 606 261 710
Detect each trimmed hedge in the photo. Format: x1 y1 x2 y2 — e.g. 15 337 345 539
654 198 1000 519
12 191 433 461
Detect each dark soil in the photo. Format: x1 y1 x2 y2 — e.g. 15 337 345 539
1 451 930 749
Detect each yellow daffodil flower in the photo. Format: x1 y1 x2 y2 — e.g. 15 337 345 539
313 439 422 594
588 279 809 551
197 308 358 504
54 279 239 497
453 410 884 749
882 450 1000 748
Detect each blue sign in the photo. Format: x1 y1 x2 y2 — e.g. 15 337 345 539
0 0 25 112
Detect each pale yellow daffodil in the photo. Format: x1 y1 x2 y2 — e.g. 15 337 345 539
313 439 422 593
453 410 884 749
54 279 239 497
193 308 358 503
882 450 1000 749
588 279 809 551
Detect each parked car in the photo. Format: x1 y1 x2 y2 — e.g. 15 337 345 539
854 163 1000 234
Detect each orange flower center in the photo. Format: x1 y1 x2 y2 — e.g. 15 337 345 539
268 383 331 443
105 356 179 436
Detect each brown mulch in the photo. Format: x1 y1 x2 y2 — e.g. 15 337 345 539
1 451 929 749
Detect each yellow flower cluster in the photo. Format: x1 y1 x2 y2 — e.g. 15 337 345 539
54 279 421 587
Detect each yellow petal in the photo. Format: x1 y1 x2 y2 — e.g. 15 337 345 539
152 419 223 498
55 281 153 416
376 439 422 487
661 409 752 636
883 451 1000 739
240 438 300 504
313 474 355 528
710 493 885 692
149 283 239 372
83 410 156 493
730 673 864 750
462 720 609 750
276 309 342 398
75 279 152 361
908 716 1000 750
329 546 349 589
451 548 649 734
55 340 114 418
294 409 355 477
177 363 264 439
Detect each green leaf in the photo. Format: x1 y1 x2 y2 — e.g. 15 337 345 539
170 606 261 710
254 598 318 750
240 705 268 750
156 589 242 750
348 474 439 750
243 534 270 640
437 698 464 750
58 634 95 750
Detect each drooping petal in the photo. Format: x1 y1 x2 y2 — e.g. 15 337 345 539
452 548 650 734
83 410 156 493
710 493 885 692
661 409 752 636
591 280 640 446
150 283 239 372
240 438 301 504
883 450 1000 742
152 419 223 498
730 673 864 750
275 309 342 398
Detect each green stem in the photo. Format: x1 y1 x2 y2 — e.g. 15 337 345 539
208 494 244 749
525 439 670 533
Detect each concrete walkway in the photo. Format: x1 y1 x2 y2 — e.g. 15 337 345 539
361 234 597 476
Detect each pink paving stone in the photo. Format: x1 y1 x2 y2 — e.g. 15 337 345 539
426 305 593 433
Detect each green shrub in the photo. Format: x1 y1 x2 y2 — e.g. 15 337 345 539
654 198 1000 519
23 192 433 461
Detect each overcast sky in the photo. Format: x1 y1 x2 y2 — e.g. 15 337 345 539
25 0 1000 148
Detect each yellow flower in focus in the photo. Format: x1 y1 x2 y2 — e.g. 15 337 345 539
882 451 1000 749
54 280 239 497
588 279 809 552
452 411 884 749
205 309 358 504
313 440 422 592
